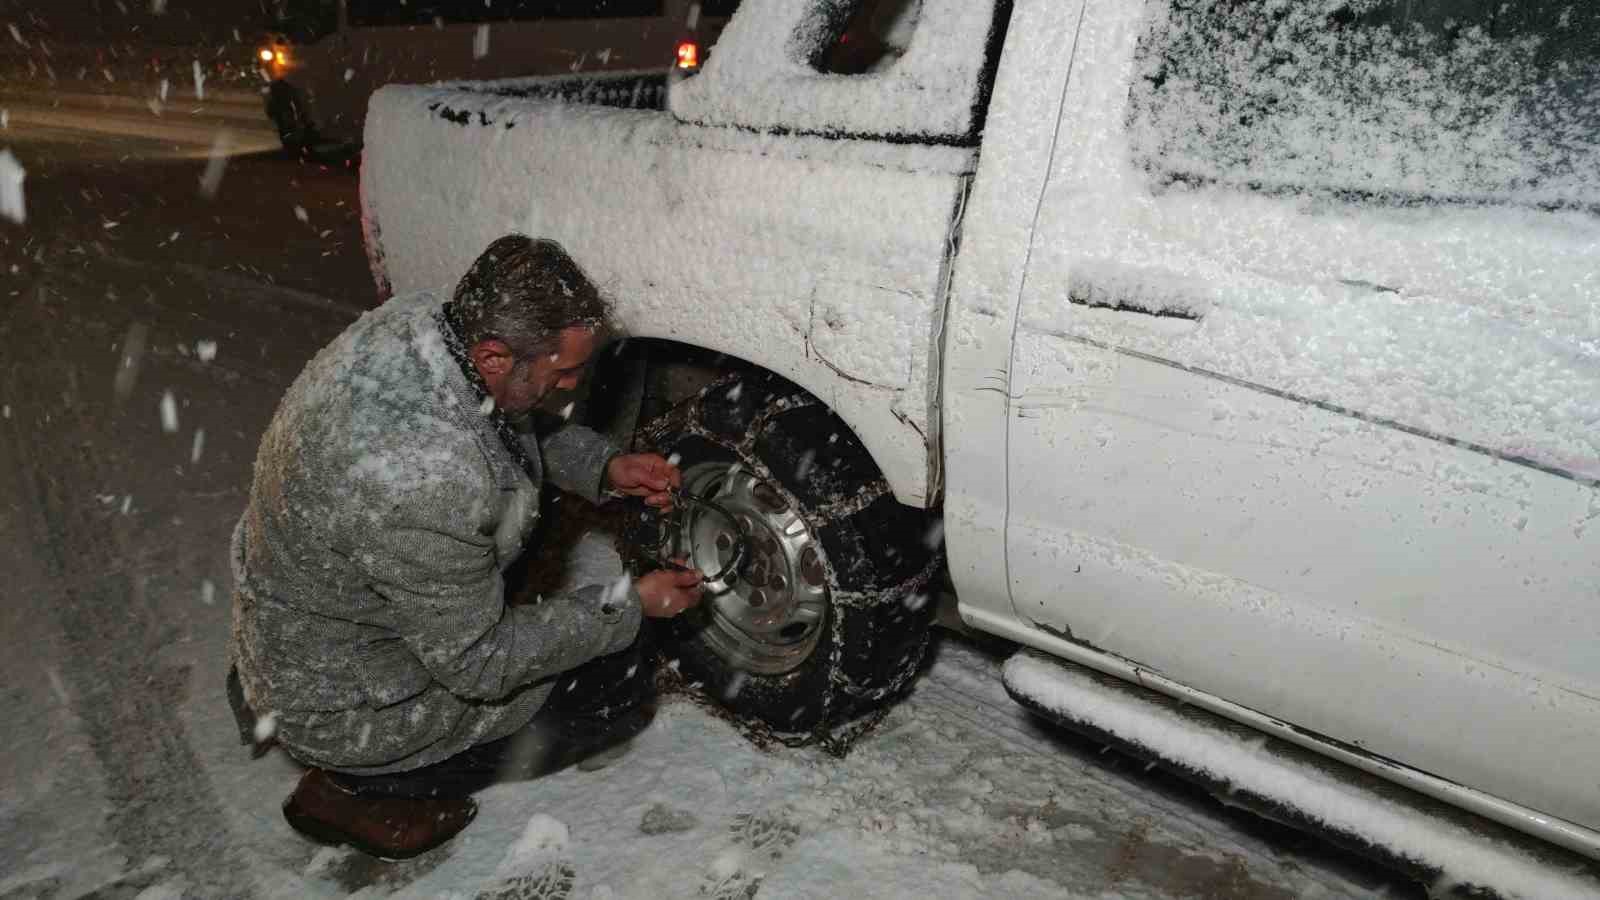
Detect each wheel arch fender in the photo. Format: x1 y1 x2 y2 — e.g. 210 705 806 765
592 335 936 509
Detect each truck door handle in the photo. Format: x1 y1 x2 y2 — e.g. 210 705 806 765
1066 262 1209 322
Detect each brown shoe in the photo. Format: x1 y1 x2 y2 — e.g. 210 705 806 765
282 768 476 860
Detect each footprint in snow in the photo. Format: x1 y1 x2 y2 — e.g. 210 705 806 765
729 811 800 859
474 814 578 900
697 811 801 899
474 860 577 900
700 852 762 900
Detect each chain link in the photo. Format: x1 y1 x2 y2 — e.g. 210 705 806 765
638 381 940 758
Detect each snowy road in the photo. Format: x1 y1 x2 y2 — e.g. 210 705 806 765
0 83 281 162
0 83 1431 899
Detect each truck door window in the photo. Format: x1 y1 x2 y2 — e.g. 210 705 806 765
813 0 922 75
1127 0 1600 211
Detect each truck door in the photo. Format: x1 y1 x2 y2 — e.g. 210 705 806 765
1001 0 1600 835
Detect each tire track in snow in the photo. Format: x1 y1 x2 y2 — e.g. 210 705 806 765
0 277 257 899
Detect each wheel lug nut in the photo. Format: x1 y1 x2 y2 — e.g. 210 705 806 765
716 533 732 552
748 589 767 608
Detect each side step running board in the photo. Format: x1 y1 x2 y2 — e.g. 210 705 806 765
1001 650 1600 900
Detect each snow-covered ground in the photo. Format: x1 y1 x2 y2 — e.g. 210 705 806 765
2 496 1414 900
250 532 1399 900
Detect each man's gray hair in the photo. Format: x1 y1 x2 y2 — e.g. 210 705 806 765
452 235 609 359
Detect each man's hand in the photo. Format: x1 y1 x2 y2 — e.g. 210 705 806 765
606 453 682 509
636 563 703 619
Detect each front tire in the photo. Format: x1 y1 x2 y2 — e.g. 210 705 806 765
623 372 940 740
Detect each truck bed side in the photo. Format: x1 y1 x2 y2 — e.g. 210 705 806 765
362 79 975 506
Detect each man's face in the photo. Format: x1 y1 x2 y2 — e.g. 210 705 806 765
472 326 597 417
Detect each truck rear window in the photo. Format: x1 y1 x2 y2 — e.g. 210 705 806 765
349 0 667 27
1127 0 1600 211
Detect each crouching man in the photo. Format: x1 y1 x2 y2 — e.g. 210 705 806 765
227 235 702 859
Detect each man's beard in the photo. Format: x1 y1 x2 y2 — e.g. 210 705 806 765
505 407 536 431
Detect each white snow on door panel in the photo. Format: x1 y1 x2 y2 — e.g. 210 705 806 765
1003 0 1600 837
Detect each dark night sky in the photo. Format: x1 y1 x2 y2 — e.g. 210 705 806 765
2 0 277 45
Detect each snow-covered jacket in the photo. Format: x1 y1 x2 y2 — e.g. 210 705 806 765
229 290 639 772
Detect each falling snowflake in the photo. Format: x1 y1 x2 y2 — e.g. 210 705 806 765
605 574 632 608
559 401 574 420
795 449 816 480
198 131 233 198
726 382 743 401
191 60 206 100
195 339 217 361
666 452 681 466
253 711 278 743
479 395 496 415
0 150 26 224
722 671 748 701
159 390 179 433
190 428 206 463
199 579 216 605
293 205 309 223
922 520 945 550
473 24 490 59
45 667 69 704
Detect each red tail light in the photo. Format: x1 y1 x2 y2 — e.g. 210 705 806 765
676 41 700 69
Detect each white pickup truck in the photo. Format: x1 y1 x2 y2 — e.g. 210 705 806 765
361 0 1600 877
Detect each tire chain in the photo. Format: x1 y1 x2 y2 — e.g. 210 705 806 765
641 389 939 757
